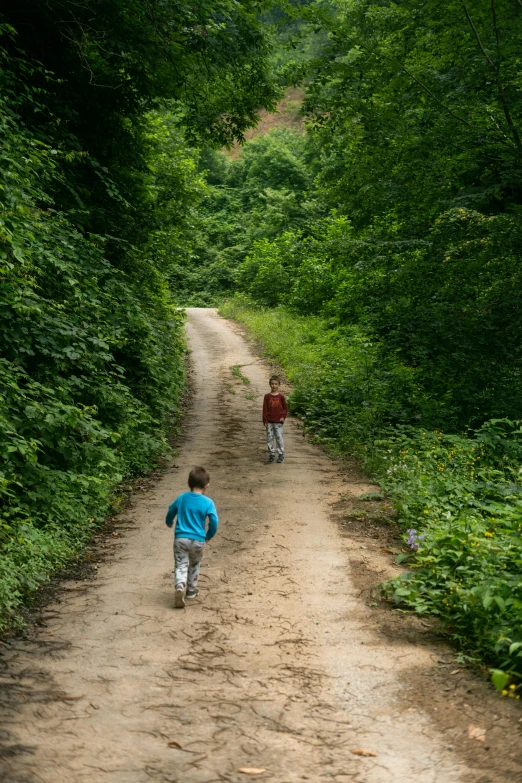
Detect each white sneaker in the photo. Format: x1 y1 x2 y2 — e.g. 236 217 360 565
174 588 186 608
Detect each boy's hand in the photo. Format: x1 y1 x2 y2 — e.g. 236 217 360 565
279 417 285 422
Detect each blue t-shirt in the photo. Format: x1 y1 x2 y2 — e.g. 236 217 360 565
165 491 218 542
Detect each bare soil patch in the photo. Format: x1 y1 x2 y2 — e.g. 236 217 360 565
226 87 305 160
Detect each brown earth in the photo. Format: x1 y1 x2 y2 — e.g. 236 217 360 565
226 87 304 160
0 307 521 783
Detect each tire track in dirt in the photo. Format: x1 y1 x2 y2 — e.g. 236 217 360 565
0 308 521 783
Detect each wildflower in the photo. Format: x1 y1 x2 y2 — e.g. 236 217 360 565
406 529 425 551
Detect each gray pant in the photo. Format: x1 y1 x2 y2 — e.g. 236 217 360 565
266 422 284 455
174 538 205 590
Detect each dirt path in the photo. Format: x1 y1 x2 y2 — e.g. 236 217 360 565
1 308 521 783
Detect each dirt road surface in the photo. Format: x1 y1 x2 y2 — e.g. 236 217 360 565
1 308 521 783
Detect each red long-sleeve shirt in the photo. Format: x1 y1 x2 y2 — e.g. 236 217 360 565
263 392 288 425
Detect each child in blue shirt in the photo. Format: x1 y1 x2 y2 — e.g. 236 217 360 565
166 466 219 608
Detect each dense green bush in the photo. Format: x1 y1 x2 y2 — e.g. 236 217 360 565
228 204 522 429
378 423 522 679
202 1 522 430
186 130 326 304
0 50 186 624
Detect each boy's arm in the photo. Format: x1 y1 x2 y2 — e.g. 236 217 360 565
262 394 269 426
280 394 288 420
165 499 178 528
205 501 219 541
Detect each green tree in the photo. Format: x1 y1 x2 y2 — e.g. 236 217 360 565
225 0 522 427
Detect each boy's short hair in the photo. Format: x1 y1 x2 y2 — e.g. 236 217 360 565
188 466 210 489
269 375 281 383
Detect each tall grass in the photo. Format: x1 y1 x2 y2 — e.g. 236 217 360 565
221 296 423 451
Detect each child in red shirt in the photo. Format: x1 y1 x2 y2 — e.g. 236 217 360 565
263 375 288 463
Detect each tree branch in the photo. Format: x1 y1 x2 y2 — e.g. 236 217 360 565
399 62 474 130
461 0 522 156
344 40 475 131
491 0 501 54
461 2 497 70
324 22 521 157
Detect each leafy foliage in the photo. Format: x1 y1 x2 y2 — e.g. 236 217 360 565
0 40 185 624
207 0 522 428
187 128 325 303
379 422 522 679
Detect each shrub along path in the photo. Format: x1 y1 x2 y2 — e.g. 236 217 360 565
0 309 521 783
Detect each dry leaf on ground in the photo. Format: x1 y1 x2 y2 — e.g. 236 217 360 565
351 748 378 757
167 741 182 749
237 768 267 775
468 725 486 742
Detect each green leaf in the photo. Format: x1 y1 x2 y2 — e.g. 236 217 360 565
490 670 510 692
